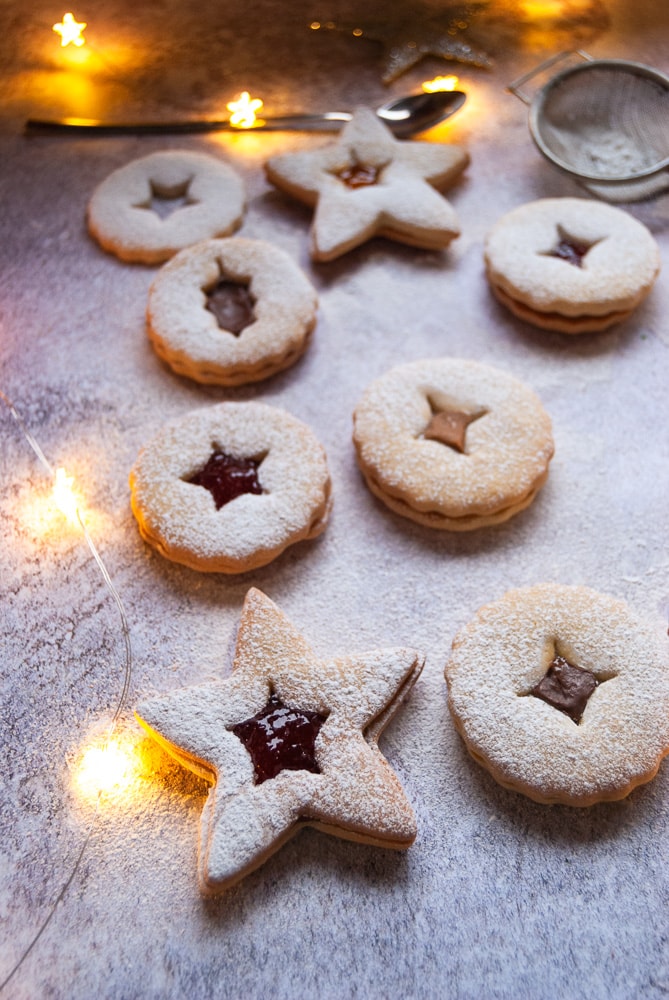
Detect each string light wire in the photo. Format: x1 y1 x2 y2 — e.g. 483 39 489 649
0 388 133 992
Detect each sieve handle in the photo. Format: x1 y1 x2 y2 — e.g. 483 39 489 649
507 49 593 104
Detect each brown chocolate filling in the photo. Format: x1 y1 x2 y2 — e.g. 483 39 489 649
231 692 327 784
205 279 256 335
531 654 599 723
422 402 487 454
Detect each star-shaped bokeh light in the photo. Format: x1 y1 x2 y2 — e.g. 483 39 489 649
226 91 264 129
52 12 87 47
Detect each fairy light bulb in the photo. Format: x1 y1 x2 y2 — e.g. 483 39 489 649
226 91 264 128
422 75 459 93
52 467 80 524
52 12 87 47
75 738 139 802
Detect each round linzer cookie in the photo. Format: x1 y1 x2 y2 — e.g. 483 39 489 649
87 150 245 264
484 197 661 334
129 402 332 573
352 358 554 530
146 237 317 386
445 584 669 806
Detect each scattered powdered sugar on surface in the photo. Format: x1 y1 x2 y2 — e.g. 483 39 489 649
136 588 424 891
446 584 669 806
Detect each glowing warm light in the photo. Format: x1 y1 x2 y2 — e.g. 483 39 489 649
52 467 80 524
75 737 140 802
521 0 565 17
226 91 264 129
422 75 460 93
52 12 87 47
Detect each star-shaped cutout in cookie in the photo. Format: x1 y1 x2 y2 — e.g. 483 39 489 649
134 179 198 221
422 401 488 453
185 450 265 509
135 588 424 893
541 224 604 269
265 107 469 261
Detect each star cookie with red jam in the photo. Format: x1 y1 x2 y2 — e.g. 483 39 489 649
135 588 424 893
265 106 469 261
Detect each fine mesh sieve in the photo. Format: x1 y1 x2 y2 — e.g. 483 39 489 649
509 51 669 198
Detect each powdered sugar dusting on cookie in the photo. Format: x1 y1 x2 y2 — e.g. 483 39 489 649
445 584 669 806
353 358 554 527
87 150 246 265
265 106 468 261
484 198 661 328
147 237 317 385
136 588 424 892
129 402 332 573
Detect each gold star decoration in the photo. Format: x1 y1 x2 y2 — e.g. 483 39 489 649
265 106 469 261
52 12 87 47
311 3 492 83
135 588 424 893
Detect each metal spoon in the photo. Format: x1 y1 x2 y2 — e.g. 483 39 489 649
25 90 466 138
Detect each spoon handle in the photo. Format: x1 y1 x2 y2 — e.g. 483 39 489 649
25 112 354 135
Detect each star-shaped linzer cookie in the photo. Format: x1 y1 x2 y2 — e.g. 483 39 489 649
265 106 469 261
135 588 424 894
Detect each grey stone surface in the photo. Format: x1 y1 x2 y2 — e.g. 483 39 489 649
1 2 668 997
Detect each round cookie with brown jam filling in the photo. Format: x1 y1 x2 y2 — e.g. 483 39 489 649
87 150 245 264
445 584 669 806
352 358 554 530
484 198 661 334
146 237 318 386
129 402 332 573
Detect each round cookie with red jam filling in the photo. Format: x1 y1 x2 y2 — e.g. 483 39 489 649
352 357 554 530
445 584 669 806
484 198 661 334
87 150 245 264
146 237 317 386
129 402 332 573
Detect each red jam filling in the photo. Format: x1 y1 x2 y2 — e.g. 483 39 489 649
337 162 380 188
231 693 327 784
547 238 592 268
530 654 599 723
206 279 256 335
186 450 263 509
544 226 601 268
